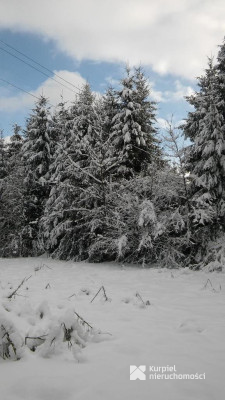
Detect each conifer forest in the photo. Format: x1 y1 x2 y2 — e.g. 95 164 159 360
1 40 225 271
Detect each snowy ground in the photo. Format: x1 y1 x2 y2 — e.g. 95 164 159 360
0 257 225 400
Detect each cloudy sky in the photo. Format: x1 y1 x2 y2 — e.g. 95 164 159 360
0 0 225 137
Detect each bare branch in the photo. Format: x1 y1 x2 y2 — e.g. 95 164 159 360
7 275 32 299
90 286 110 303
74 311 93 330
25 335 47 345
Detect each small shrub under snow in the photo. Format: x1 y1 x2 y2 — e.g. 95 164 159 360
0 296 101 362
0 311 24 360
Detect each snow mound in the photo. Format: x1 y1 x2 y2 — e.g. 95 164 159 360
0 273 105 362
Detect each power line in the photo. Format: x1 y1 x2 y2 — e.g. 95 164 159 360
0 77 54 107
0 38 82 92
0 75 98 111
0 46 79 96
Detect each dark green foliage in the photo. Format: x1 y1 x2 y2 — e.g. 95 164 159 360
184 58 225 232
0 130 7 179
21 96 55 255
111 67 161 178
0 126 24 256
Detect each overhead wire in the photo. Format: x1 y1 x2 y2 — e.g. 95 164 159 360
0 38 82 92
0 39 107 114
0 45 79 95
0 77 55 107
0 39 104 110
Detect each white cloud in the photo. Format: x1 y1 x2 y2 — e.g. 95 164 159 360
0 70 85 112
172 81 194 100
149 80 194 103
104 76 120 87
0 0 225 79
149 81 165 102
163 80 195 102
0 92 32 113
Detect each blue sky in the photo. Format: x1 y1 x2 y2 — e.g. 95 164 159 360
0 0 225 138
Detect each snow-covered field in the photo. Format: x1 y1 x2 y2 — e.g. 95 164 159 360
0 257 225 400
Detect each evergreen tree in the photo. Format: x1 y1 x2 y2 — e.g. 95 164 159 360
71 83 96 157
7 124 23 171
48 99 71 176
42 90 119 261
51 99 70 145
7 124 22 154
184 58 225 231
21 96 54 255
102 86 119 139
112 67 159 178
134 67 162 167
217 37 225 102
0 130 7 179
0 126 24 256
41 85 96 258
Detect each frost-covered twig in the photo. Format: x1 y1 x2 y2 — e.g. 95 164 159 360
90 286 110 303
135 292 145 305
74 311 93 330
102 286 110 301
42 263 52 270
45 283 51 289
7 275 32 299
34 263 52 272
25 335 47 345
202 278 221 293
97 331 112 336
90 286 103 303
136 292 150 306
68 293 76 299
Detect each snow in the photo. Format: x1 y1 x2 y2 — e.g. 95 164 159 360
138 200 156 227
117 235 127 258
0 257 225 400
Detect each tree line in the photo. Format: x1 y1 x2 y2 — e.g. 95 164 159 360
0 41 225 268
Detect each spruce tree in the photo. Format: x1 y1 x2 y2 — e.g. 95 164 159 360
134 67 162 167
42 89 118 261
0 130 7 179
112 67 159 178
0 126 24 256
102 86 119 139
71 83 96 157
21 96 54 255
7 124 23 171
184 58 225 231
42 85 97 258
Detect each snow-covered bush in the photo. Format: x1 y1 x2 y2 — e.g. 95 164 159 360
36 309 91 361
0 312 23 360
0 296 99 362
194 232 225 271
109 167 190 266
